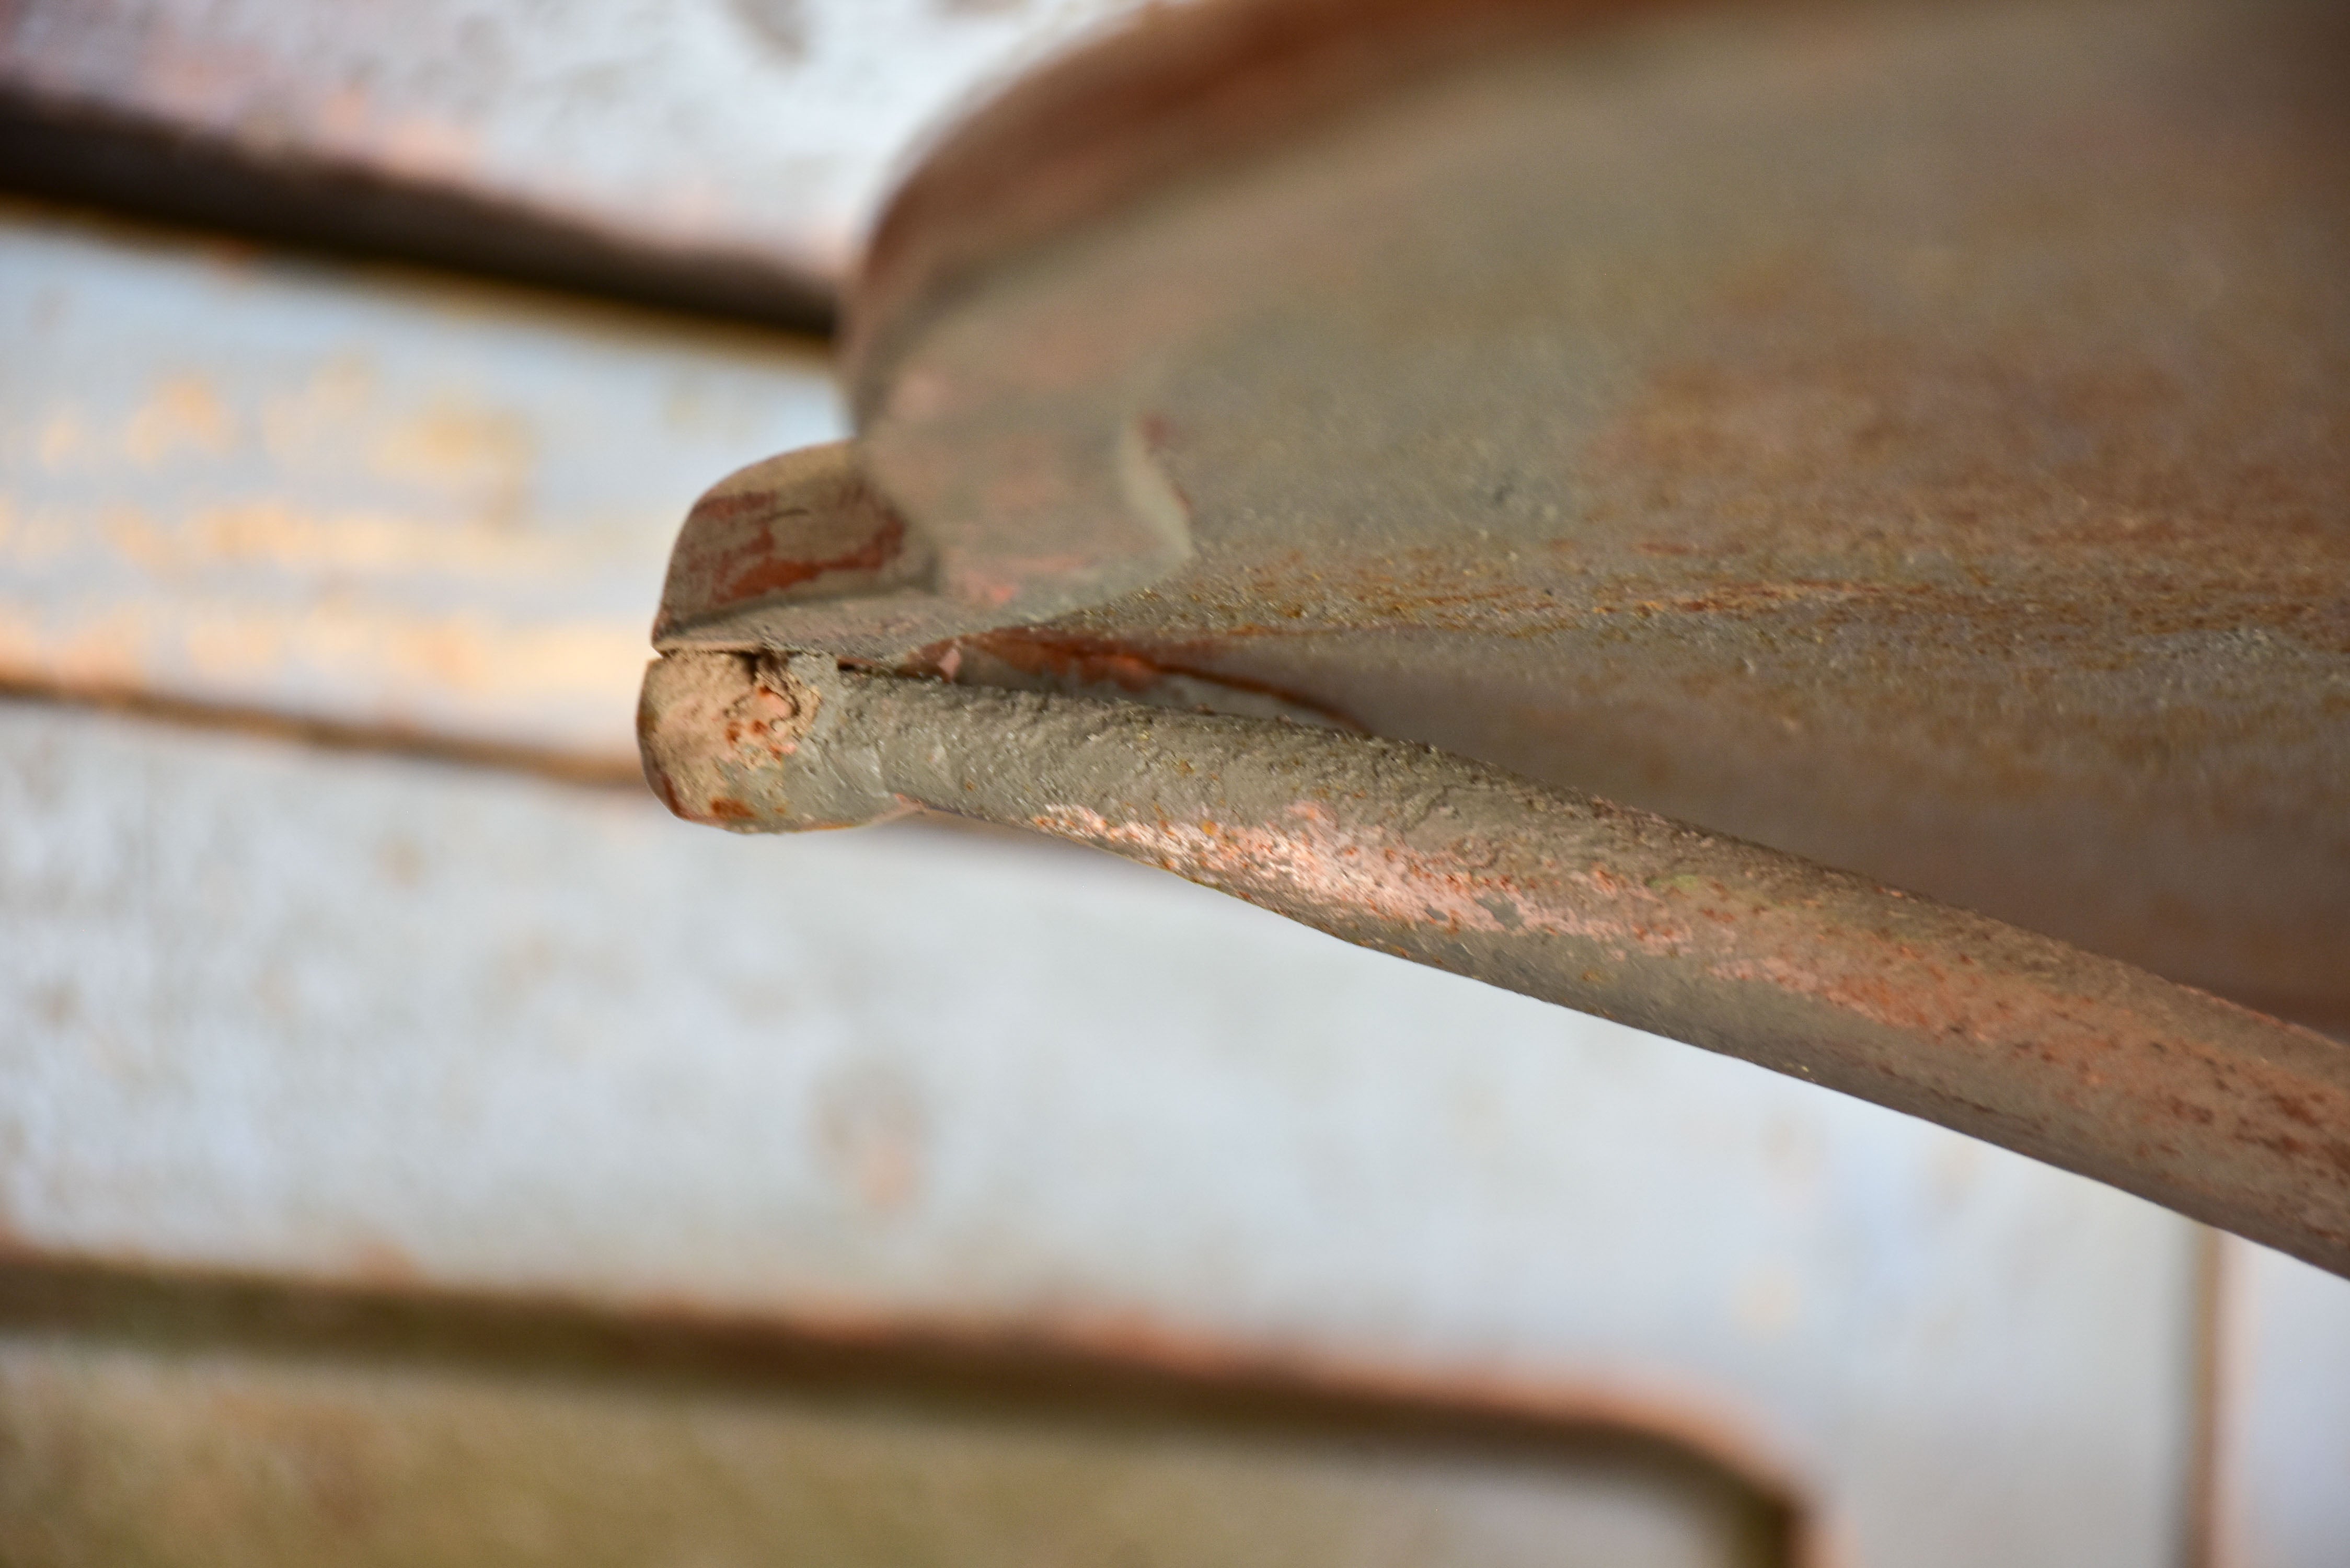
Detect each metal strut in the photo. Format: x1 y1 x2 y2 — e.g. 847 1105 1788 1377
642 649 2350 1279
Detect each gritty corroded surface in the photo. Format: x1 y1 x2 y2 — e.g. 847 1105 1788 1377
674 0 2350 1022
643 650 2350 1278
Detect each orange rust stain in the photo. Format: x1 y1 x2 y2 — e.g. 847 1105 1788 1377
914 626 1361 724
1024 793 2350 1169
2272 1092 2321 1128
705 797 757 822
961 628 1171 693
1029 799 1681 958
718 515 907 606
691 489 794 524
648 767 685 815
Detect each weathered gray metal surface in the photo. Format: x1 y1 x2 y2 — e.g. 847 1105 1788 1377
666 0 2350 1022
647 0 2350 1262
641 652 2350 1276
0 698 2220 1566
0 0 1171 314
0 202 840 763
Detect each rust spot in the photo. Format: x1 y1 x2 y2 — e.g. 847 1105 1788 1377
2163 1094 2218 1127
906 627 1361 727
656 448 937 636
2272 1092 2321 1128
718 514 908 606
706 797 757 822
957 627 1169 693
693 489 807 524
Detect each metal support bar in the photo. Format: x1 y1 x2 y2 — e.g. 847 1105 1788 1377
642 649 2350 1278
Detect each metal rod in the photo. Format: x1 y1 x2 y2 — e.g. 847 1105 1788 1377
642 649 2350 1277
